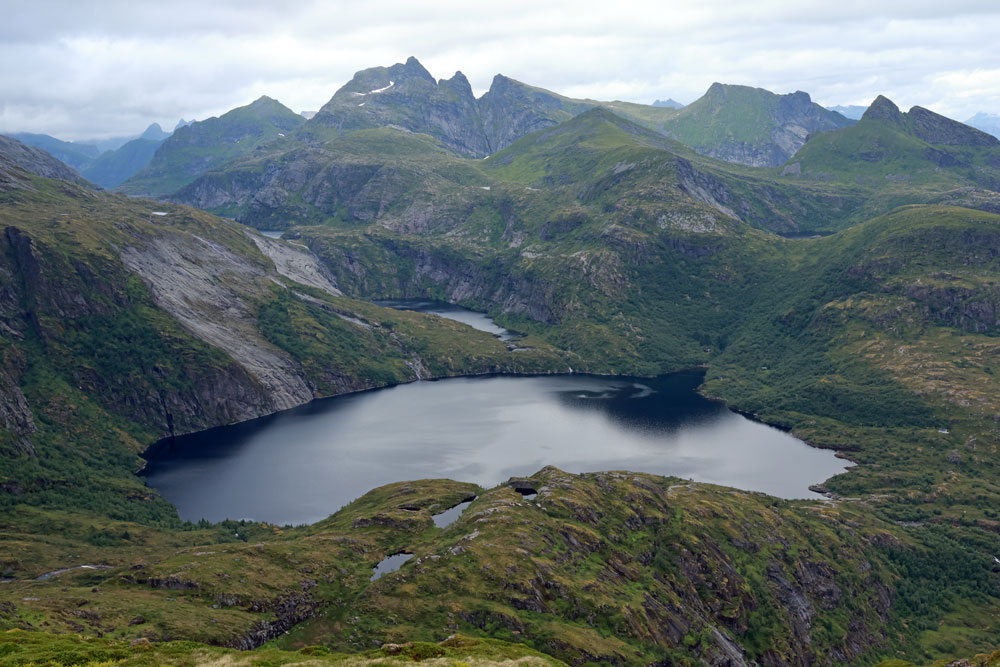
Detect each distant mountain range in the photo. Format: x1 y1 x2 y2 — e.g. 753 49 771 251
966 111 1000 138
7 57 997 198
117 95 304 197
652 98 685 108
6 132 100 171
6 122 181 188
825 104 868 120
104 57 866 199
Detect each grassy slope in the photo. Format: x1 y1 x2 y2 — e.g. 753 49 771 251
0 631 567 666
5 111 1000 664
3 467 996 665
118 97 305 197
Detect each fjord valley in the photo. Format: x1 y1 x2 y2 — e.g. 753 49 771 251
2 56 1000 667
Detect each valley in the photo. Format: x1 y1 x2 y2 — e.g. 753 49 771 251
2 55 1000 667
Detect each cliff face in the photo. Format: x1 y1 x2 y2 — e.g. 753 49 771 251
307 57 492 158
659 84 855 167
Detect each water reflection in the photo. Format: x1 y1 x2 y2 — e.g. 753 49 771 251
142 371 846 525
374 298 518 340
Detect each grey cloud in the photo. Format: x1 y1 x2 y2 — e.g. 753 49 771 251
1 0 998 140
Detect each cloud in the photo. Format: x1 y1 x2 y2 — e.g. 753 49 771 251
2 0 999 139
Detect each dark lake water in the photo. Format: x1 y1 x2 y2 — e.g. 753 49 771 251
142 371 846 525
373 298 517 340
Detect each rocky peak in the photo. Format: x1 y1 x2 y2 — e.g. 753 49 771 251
246 95 286 113
401 56 435 83
652 98 684 109
441 71 474 98
705 82 726 97
907 105 999 147
486 74 517 96
861 95 904 125
140 123 168 141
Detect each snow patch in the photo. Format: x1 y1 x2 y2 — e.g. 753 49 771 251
358 102 365 107
150 211 168 216
480 186 491 190
277 132 285 137
351 81 395 97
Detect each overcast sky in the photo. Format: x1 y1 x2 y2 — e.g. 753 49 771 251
3 0 1000 141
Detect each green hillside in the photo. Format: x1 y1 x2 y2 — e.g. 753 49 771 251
118 96 305 197
5 85 1000 665
656 83 854 166
786 96 1000 191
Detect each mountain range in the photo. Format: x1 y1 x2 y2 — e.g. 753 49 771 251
3 57 1000 665
967 111 1000 138
9 123 176 189
109 57 862 201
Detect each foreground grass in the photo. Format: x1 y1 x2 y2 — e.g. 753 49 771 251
0 630 567 666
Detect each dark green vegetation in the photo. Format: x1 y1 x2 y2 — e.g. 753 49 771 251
4 62 1000 665
787 96 1000 193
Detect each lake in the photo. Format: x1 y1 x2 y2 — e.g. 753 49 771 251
373 298 518 340
142 370 847 526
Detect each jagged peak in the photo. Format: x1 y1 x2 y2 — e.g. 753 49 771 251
140 123 166 140
488 73 515 90
399 56 435 82
652 98 684 108
907 105 999 147
862 95 903 123
441 71 474 96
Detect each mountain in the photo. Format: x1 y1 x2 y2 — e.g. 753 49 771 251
0 134 92 188
304 58 680 159
118 96 305 197
5 96 1000 664
138 122 170 141
299 110 317 119
652 98 684 108
0 147 563 498
656 83 855 166
80 123 173 153
169 107 867 236
786 95 1000 193
174 118 194 131
117 60 870 202
81 135 165 188
7 132 100 170
967 111 1000 138
305 56 496 156
826 104 868 120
